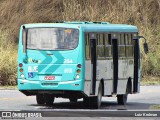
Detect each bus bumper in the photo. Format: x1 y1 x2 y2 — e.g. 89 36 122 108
18 79 83 91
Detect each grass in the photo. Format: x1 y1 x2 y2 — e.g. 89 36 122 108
141 76 160 85
0 85 17 89
0 0 160 85
150 105 160 110
0 31 17 86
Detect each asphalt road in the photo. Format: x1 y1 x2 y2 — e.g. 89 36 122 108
0 86 159 110
0 86 160 118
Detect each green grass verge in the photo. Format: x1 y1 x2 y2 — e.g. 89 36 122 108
150 105 160 110
141 76 160 85
0 85 17 89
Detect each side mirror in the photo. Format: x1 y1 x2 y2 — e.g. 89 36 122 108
143 42 148 54
139 36 149 54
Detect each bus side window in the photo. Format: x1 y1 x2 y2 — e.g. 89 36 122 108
118 33 125 57
105 34 112 57
126 34 133 57
85 33 90 59
97 34 105 58
128 33 132 45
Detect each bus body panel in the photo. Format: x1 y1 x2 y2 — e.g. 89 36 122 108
83 31 139 97
18 25 84 93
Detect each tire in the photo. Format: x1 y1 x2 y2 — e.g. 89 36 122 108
83 97 90 107
69 98 78 102
36 94 45 105
93 82 102 109
44 94 55 105
117 82 129 105
86 82 102 109
117 94 128 105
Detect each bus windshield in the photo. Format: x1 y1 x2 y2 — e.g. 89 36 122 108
27 28 79 50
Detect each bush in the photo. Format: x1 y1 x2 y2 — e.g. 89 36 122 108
0 31 17 85
0 0 160 85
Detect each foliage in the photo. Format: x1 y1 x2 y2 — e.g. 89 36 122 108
0 0 160 85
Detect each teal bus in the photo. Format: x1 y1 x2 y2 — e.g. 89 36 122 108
17 21 148 109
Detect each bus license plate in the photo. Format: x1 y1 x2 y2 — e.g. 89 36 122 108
44 76 55 80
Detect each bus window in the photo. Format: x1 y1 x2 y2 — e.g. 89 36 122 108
120 34 125 45
126 46 133 57
119 46 125 57
128 34 132 45
126 34 134 57
97 34 105 58
105 34 112 45
105 34 112 57
118 34 125 57
27 28 79 50
97 34 104 45
85 33 90 59
118 34 121 45
97 46 105 58
125 34 129 45
105 46 112 57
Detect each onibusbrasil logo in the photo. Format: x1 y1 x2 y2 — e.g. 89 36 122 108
1 112 42 119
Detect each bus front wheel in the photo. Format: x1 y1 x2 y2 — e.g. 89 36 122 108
44 94 55 105
94 82 102 109
117 94 128 105
83 82 102 109
36 94 45 104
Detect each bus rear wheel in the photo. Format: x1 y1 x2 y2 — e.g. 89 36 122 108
117 94 128 105
36 94 45 104
44 94 55 105
93 82 102 109
83 82 102 109
69 98 78 102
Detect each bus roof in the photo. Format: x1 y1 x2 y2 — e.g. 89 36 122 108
22 21 138 32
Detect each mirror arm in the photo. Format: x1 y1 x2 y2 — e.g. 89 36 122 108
139 36 147 43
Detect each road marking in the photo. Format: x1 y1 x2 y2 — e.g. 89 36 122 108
0 97 34 101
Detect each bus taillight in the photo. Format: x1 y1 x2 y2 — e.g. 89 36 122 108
77 69 81 74
77 64 82 68
19 63 23 67
20 68 23 73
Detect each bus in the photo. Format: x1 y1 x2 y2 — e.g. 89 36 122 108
17 21 148 109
